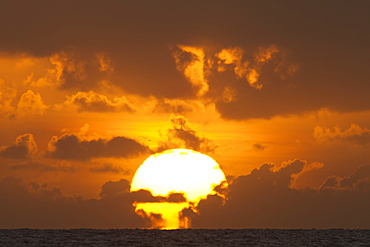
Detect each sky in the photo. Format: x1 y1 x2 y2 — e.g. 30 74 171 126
1 0 370 229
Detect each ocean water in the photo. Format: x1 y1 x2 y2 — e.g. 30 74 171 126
0 229 369 246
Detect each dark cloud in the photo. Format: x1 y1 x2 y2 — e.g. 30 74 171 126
0 134 37 159
131 189 165 203
320 176 340 190
320 165 370 191
0 1 369 114
252 143 266 151
0 177 144 228
53 52 111 91
188 161 370 229
99 179 130 198
0 1 195 98
157 115 217 153
2 162 370 229
340 165 370 189
48 134 149 161
130 189 186 203
166 193 187 203
210 2 370 119
89 163 129 174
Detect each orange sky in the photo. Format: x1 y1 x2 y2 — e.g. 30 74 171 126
0 0 370 229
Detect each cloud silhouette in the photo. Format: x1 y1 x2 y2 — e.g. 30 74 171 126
131 189 186 203
1 160 370 229
131 189 165 203
0 134 38 159
89 163 129 174
0 177 144 229
99 179 130 198
252 143 266 151
189 160 370 229
320 164 370 191
166 192 187 203
340 165 370 189
48 134 149 160
157 115 217 153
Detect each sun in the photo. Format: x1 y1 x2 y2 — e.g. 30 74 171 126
130 149 226 229
131 149 226 201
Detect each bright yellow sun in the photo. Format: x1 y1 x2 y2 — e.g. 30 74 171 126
130 149 226 229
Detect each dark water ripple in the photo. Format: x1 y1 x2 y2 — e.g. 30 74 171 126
0 229 369 246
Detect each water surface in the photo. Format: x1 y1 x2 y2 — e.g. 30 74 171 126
1 228 369 246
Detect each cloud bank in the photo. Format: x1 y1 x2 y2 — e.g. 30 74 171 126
1 160 370 229
189 161 370 229
48 134 149 161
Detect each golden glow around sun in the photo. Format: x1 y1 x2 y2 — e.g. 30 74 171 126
131 149 226 202
130 149 227 229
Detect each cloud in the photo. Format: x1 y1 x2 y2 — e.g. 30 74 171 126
47 134 149 161
95 53 114 72
22 55 64 88
255 45 279 65
0 177 144 228
152 98 196 114
216 45 285 90
216 47 245 76
340 165 370 189
290 161 325 189
188 160 370 229
9 52 113 90
0 79 16 118
10 161 75 172
212 45 305 120
131 190 165 203
2 161 370 229
234 159 306 190
65 91 134 113
172 46 209 97
0 1 369 116
89 163 129 174
131 189 186 204
99 179 130 198
49 51 112 91
157 115 217 153
252 143 266 151
16 90 48 118
320 165 370 192
221 87 237 103
166 192 187 203
0 134 37 159
320 176 341 190
314 124 370 145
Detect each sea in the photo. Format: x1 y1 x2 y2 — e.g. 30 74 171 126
0 229 369 246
